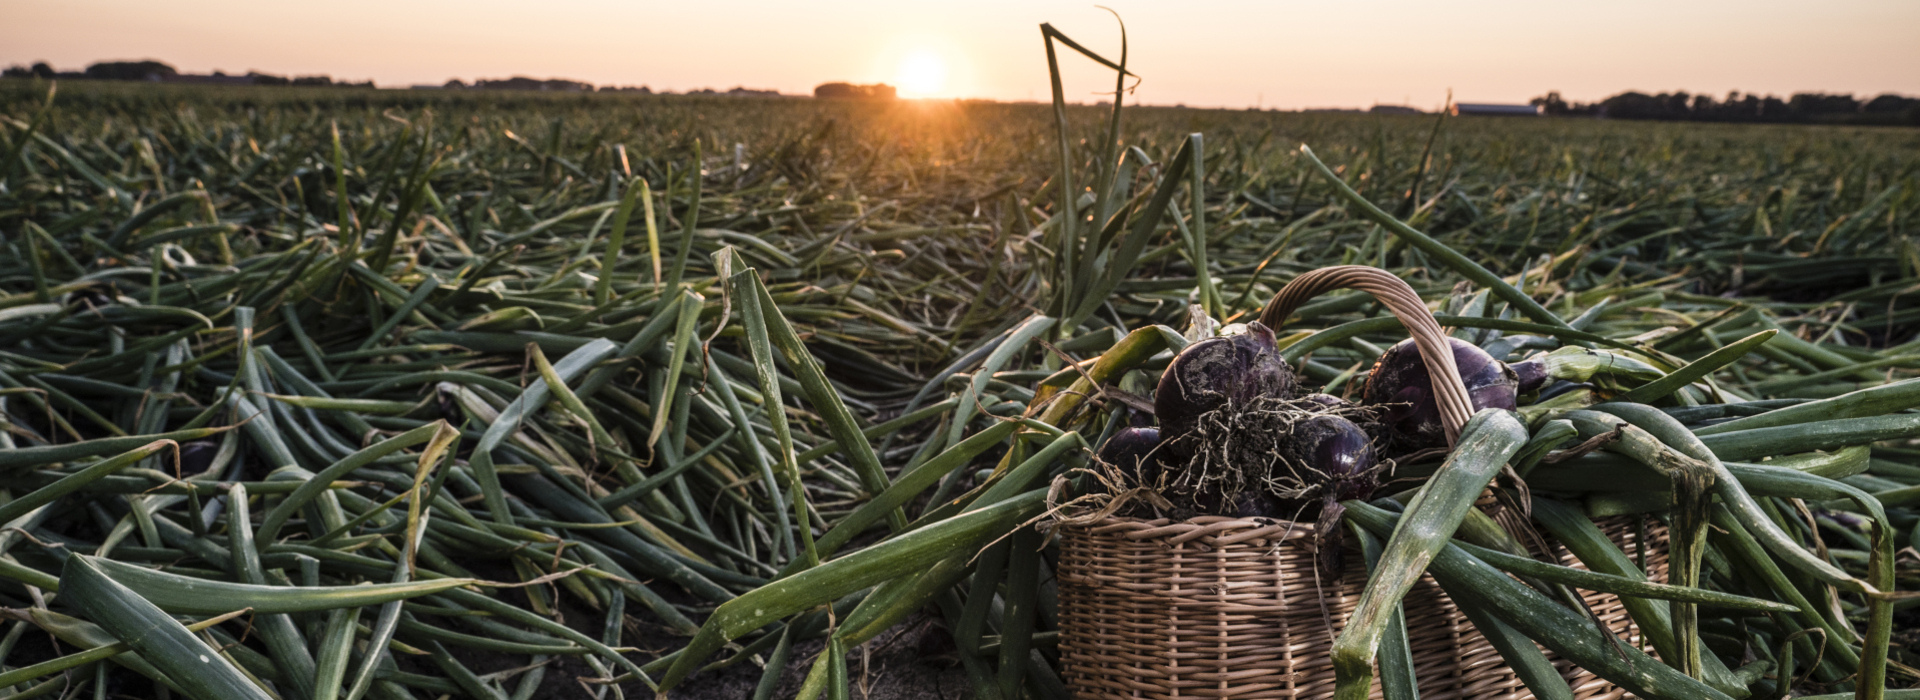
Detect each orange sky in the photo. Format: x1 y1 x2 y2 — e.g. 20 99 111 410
5 0 1917 109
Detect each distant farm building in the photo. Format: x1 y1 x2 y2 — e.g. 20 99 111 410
1450 103 1541 117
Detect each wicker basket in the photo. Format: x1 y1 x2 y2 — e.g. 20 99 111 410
1057 514 1669 700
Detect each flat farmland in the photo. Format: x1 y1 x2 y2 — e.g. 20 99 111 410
3 80 1919 699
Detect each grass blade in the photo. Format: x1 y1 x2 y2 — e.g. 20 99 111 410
60 554 275 700
1617 329 1775 404
596 175 646 305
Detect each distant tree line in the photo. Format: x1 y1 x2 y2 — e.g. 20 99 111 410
1531 90 1920 126
689 87 782 97
2 60 372 87
1 60 799 97
813 83 896 100
442 77 594 92
438 80 784 95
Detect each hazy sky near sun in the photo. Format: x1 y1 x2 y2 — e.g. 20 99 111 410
5 0 1917 109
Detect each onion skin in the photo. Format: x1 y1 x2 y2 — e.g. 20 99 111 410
1362 337 1517 451
1154 322 1295 438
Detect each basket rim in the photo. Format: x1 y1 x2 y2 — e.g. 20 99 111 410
1255 264 1476 445
1059 513 1323 546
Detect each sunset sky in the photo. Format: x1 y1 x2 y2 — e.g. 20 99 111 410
5 0 1917 109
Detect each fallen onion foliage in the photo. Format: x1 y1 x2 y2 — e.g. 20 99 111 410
1 21 1918 700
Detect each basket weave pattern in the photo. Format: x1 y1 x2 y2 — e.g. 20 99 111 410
1058 515 1669 700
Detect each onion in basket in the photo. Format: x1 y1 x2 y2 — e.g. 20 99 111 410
1096 426 1164 488
1362 337 1517 452
1152 321 1296 438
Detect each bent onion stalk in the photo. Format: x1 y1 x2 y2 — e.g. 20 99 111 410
1330 408 1528 700
61 555 276 700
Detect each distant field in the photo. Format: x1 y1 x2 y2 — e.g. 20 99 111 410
4 79 1920 698
7 79 1916 316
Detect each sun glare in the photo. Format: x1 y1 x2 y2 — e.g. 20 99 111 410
895 51 947 98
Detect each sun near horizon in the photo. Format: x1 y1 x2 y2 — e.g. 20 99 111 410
893 50 949 98
3 0 1917 108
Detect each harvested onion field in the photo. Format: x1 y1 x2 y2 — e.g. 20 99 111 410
2 75 1920 700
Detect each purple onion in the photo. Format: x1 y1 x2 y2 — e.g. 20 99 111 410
1154 322 1295 438
1286 415 1378 504
1225 414 1378 579
1509 356 1549 394
1287 415 1378 574
1361 337 1517 451
1097 427 1164 488
1228 415 1379 521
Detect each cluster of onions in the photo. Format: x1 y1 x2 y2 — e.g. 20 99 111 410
1097 322 1380 526
1090 267 1525 570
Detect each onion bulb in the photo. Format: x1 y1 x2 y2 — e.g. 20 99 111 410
1153 321 1295 438
1362 337 1517 451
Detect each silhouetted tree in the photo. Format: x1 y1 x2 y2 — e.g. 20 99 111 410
1864 94 1913 113
83 60 176 81
1789 93 1859 119
473 76 591 91
814 82 895 100
1529 91 1572 115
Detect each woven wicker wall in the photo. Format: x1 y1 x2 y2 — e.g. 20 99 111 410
1057 515 1669 700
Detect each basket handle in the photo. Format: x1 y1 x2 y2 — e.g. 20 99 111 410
1257 265 1474 446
